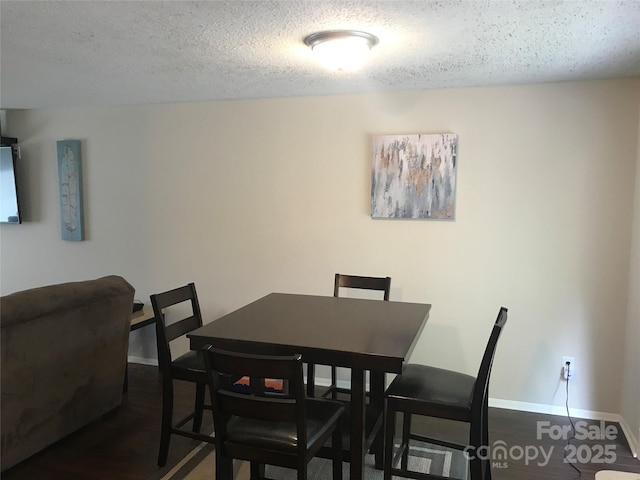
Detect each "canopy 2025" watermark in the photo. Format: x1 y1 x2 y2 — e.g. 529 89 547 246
462 420 618 468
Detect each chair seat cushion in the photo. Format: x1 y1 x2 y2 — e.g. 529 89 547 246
385 364 476 419
170 351 207 380
226 398 344 451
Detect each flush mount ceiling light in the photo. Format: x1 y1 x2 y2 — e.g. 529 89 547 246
304 30 378 71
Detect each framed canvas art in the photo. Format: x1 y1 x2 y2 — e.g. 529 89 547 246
371 133 458 220
57 140 84 241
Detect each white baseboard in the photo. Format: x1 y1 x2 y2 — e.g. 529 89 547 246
489 398 621 422
618 415 640 459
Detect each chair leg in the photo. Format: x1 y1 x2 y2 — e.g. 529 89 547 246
332 421 343 480
401 412 411 470
158 377 174 466
370 371 385 469
307 363 316 397
331 366 341 399
468 440 484 480
216 451 233 480
250 461 265 480
481 396 492 480
384 402 396 480
297 465 308 480
193 382 205 433
469 405 484 480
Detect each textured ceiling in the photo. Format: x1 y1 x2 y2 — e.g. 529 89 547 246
1 0 639 109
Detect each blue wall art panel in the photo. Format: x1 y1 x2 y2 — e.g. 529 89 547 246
57 140 84 241
371 133 458 220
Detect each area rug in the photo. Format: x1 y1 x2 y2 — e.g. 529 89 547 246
595 472 640 480
151 441 468 480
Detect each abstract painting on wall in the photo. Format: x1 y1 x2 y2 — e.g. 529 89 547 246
371 133 458 220
57 140 84 241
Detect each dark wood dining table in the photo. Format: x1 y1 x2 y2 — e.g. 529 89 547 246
188 292 430 480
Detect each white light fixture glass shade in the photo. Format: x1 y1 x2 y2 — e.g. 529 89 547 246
304 30 378 71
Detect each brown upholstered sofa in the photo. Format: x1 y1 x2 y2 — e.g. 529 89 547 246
0 275 135 471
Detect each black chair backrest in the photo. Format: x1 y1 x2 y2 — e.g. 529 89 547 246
203 346 307 450
151 283 203 371
333 274 391 301
471 307 508 411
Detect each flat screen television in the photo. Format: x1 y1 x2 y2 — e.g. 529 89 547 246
0 146 22 224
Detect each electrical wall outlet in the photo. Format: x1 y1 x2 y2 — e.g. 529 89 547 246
562 356 575 380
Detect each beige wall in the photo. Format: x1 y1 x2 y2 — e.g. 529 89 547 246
620 96 640 456
1 79 638 416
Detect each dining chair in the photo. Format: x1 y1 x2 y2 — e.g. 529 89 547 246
151 283 214 467
202 345 345 480
306 273 391 399
383 307 508 480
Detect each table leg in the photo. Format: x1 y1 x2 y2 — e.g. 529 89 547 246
250 462 264 480
350 368 366 480
370 371 385 469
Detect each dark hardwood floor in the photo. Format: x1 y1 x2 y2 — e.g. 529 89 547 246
2 364 638 480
